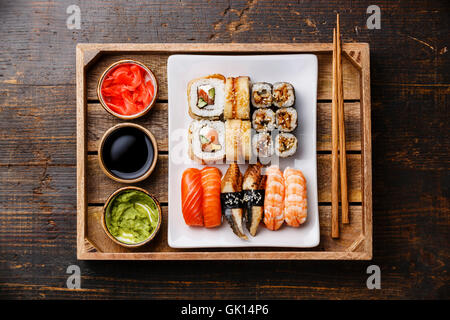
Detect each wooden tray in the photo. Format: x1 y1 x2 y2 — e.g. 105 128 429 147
76 43 372 260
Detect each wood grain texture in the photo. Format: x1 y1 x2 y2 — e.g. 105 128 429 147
87 102 361 152
78 43 369 261
86 153 361 204
87 103 169 152
76 45 87 259
0 0 448 299
86 51 361 100
87 155 168 203
86 205 364 256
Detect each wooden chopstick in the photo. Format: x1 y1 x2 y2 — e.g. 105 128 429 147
331 27 340 239
336 14 349 224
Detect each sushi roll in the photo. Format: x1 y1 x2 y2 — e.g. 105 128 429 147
275 133 298 158
188 120 225 163
224 76 250 120
225 119 251 163
252 132 274 158
272 82 295 108
251 82 272 108
187 74 225 119
252 108 276 132
275 107 297 132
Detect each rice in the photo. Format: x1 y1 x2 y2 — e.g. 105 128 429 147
188 77 225 118
252 132 274 158
275 133 298 158
252 108 276 132
251 82 272 108
275 107 297 132
189 120 225 163
272 82 295 108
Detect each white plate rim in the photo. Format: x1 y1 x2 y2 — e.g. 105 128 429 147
167 53 319 248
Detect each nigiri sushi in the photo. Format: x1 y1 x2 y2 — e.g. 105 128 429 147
242 163 265 236
283 167 307 226
200 167 222 228
263 166 285 230
181 168 203 226
221 163 247 240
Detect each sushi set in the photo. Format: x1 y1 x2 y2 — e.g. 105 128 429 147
168 53 320 248
76 43 372 260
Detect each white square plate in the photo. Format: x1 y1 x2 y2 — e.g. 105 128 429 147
167 54 319 248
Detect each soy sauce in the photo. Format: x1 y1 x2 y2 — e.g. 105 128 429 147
102 126 154 180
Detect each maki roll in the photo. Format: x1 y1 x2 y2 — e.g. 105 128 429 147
251 82 272 108
187 74 226 119
252 108 276 133
275 133 298 158
275 107 297 132
224 76 250 120
188 120 225 163
225 120 252 163
252 132 274 158
272 82 295 108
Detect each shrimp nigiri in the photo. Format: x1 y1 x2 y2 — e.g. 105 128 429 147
200 166 222 228
283 167 307 226
181 168 203 226
263 166 285 230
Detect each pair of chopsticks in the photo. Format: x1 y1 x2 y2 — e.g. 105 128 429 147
331 14 349 239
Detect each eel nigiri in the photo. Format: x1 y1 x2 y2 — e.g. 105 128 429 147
181 168 203 226
221 163 247 240
264 166 285 230
283 167 307 226
200 166 222 228
242 162 265 236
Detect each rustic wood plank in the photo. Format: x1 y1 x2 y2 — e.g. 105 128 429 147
2 84 447 169
76 46 87 259
360 43 373 258
87 154 168 203
1 1 449 88
86 153 361 204
86 205 363 255
317 102 361 151
1 0 449 300
85 50 361 101
317 154 361 203
86 101 361 152
87 103 169 152
0 84 76 166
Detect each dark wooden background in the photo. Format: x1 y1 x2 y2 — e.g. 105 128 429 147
0 0 448 299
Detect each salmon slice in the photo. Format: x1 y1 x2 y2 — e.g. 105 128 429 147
200 167 222 228
181 168 204 226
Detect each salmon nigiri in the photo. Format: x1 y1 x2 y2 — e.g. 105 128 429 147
283 167 307 226
181 168 203 226
264 166 285 230
200 167 222 228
